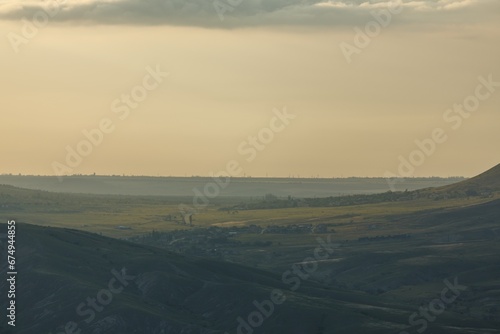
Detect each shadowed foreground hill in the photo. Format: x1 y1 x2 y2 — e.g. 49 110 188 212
0 223 417 334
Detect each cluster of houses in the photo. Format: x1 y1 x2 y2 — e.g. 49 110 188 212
357 233 411 242
126 223 332 258
261 224 329 234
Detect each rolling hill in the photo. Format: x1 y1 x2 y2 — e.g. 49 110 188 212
1 164 500 333
436 163 500 194
1 223 415 334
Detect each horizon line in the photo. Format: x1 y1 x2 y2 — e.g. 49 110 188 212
0 173 468 180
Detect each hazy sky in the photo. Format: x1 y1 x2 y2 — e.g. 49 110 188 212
1 0 499 178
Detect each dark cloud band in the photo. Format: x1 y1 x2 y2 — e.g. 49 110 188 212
0 0 496 27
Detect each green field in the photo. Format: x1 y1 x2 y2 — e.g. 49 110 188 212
1 164 500 333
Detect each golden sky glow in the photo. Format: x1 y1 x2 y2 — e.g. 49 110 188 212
1 1 499 177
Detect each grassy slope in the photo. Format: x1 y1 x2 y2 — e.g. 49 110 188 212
1 164 499 333
423 163 500 195
0 223 420 334
1 210 497 333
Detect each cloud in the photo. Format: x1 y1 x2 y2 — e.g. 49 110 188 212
0 0 497 27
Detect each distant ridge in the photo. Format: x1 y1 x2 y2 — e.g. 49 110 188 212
298 164 500 208
436 163 500 194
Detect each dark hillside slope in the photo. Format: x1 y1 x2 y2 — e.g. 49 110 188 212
0 223 414 334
